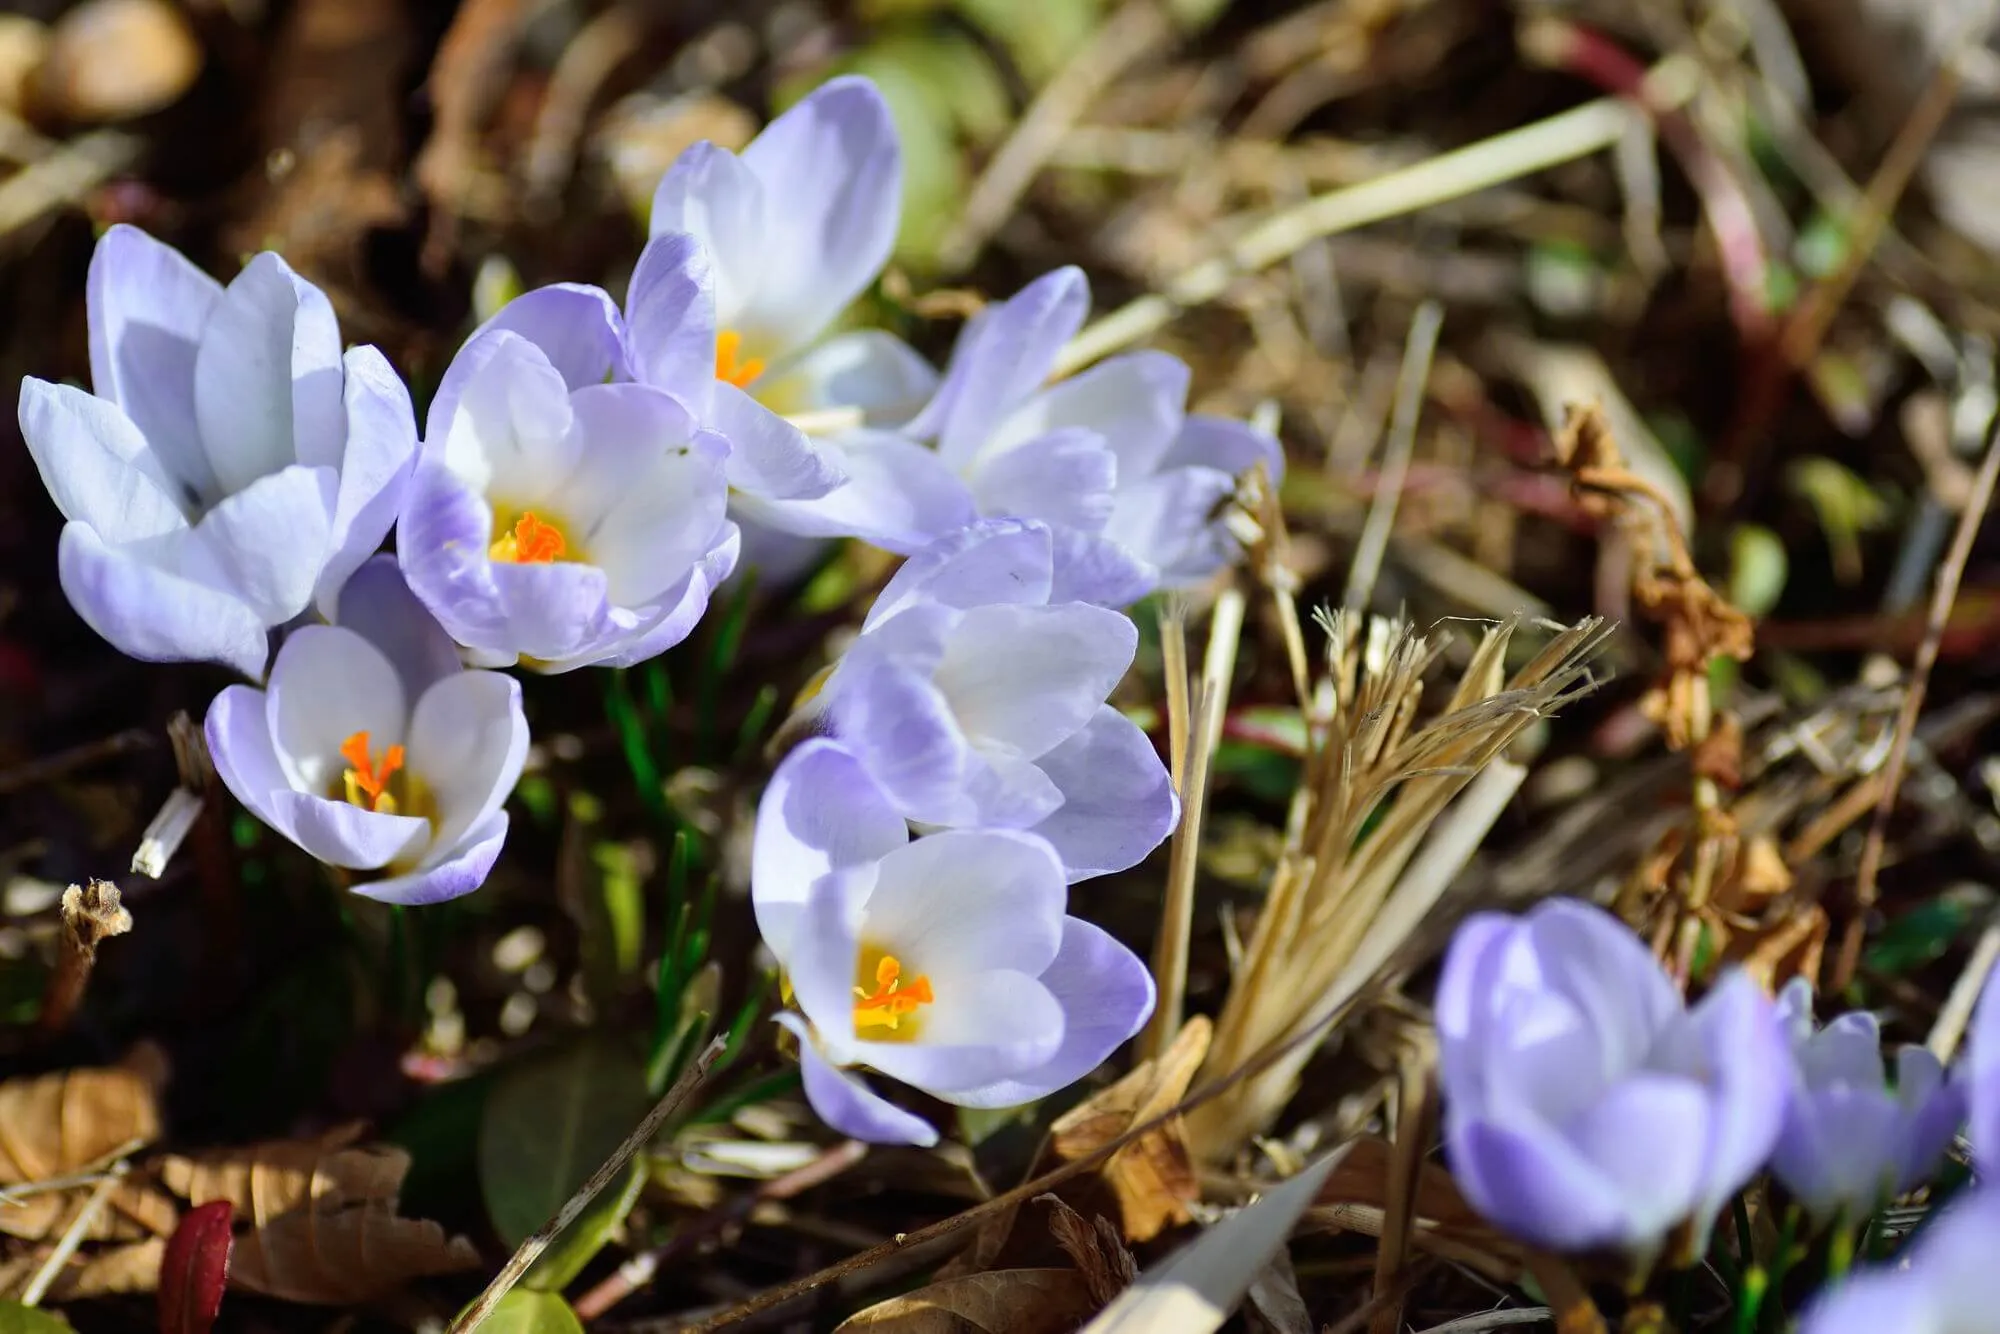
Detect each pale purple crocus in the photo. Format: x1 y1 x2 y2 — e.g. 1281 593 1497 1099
395 328 738 672
18 224 417 679
787 518 1177 882
1769 979 1963 1226
1436 899 1788 1263
1968 960 2000 1172
753 770 1154 1147
1798 1188 2000 1334
204 556 527 904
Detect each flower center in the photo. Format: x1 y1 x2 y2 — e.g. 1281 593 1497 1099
338 731 407 814
715 330 766 390
489 510 569 564
853 947 933 1040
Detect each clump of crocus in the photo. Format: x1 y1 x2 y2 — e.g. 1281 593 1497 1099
753 752 1154 1146
18 224 417 678
204 557 527 903
1435 898 1787 1265
1798 1187 2000 1333
1769 979 1963 1227
773 518 1177 882
396 328 737 671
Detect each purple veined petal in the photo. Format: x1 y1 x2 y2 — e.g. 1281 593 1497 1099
1770 1082 1907 1221
486 558 617 666
183 464 337 625
396 460 512 652
943 917 1156 1109
1445 1110 1632 1254
334 555 464 701
193 252 344 491
859 969 1064 1097
956 750 1065 828
1675 968 1789 1230
762 330 938 423
787 866 874 1055
206 683 307 849
1802 1011 1889 1089
969 426 1118 534
353 811 510 906
987 351 1188 482
864 518 1055 632
57 522 272 677
1524 900 1683 1072
432 331 580 501
731 429 975 552
709 382 846 502
862 829 1067 979
265 788 429 869
625 232 718 411
1162 413 1285 485
1890 1047 1965 1194
1047 527 1156 608
932 602 1136 761
910 268 1090 468
775 1013 940 1148
564 387 729 607
752 739 909 959
591 521 742 668
266 625 409 791
1797 1270 1942 1334
18 378 190 539
469 282 633 395
1562 1071 1712 1247
1028 705 1178 882
86 224 225 505
405 669 528 865
649 141 767 328
826 652 970 827
1100 465 1238 584
733 76 901 348
1969 964 2000 1172
314 344 419 620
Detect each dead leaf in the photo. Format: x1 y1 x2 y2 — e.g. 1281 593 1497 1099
834 1269 1098 1334
0 1066 172 1242
1051 1017 1210 1242
1243 1249 1312 1334
1037 1196 1134 1307
158 1124 394 1221
0 1237 162 1301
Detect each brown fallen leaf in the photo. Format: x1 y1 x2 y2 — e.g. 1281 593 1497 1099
0 1237 163 1301
1051 1017 1210 1242
833 1269 1098 1334
1037 1196 1134 1307
158 1123 392 1221
0 1065 174 1242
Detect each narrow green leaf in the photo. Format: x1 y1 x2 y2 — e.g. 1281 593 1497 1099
475 1289 584 1334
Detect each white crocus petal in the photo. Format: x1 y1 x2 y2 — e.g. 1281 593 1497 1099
438 333 577 497
859 969 1064 1095
932 603 1137 760
858 830 1066 978
732 430 974 552
1100 465 1236 578
751 740 908 960
776 1013 940 1148
863 518 1055 631
265 626 408 793
471 282 632 394
919 268 1089 469
708 382 846 501
192 253 343 493
764 330 938 421
788 867 873 1063
983 351 1187 481
958 751 1065 827
563 391 730 607
967 427 1118 533
264 791 428 870
625 232 719 410
648 140 767 327
56 524 271 679
404 670 528 868
18 379 189 538
183 465 337 624
316 345 419 619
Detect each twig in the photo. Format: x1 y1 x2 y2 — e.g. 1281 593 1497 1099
1052 58 1698 377
1413 1310 1554 1334
0 130 138 241
1369 1040 1436 1334
1837 417 2000 988
1928 919 2000 1062
37 880 132 1038
1343 300 1442 611
571 1139 868 1320
19 1160 127 1306
0 728 152 796
1144 677 1218 1061
448 1037 726 1334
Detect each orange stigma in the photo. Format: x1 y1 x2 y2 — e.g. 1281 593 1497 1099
339 731 406 814
853 953 933 1034
715 330 766 389
490 511 567 564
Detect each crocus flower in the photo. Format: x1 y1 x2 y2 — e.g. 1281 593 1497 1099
395 328 737 671
19 225 417 678
753 765 1154 1147
1798 1187 2000 1334
204 555 527 904
784 518 1178 882
1768 979 1963 1225
1436 898 1787 1262
1968 961 2000 1171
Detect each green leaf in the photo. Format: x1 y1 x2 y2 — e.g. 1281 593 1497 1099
478 1036 652 1248
522 1156 647 1292
474 1290 584 1334
1728 523 1789 619
956 0 1101 82
1786 456 1892 583
0 1307 71 1334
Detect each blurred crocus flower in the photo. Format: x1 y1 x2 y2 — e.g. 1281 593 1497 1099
1436 899 1787 1263
19 225 417 678
753 773 1153 1146
1967 960 2000 1171
1798 1188 2000 1334
204 556 527 904
396 328 737 672
1768 979 1963 1226
783 519 1177 881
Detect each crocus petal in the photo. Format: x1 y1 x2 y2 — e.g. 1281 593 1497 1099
648 141 767 330
397 462 511 651
1798 1271 1943 1334
1047 527 1156 607
1525 900 1684 1072
1905 1190 2000 1329
1771 1083 1908 1221
487 559 615 665
1676 969 1789 1228
1970 965 2000 1171
709 382 845 501
315 344 419 619
184 464 336 625
470 283 632 395
590 522 741 668
945 917 1156 1109
18 378 188 539
764 330 937 420
205 683 305 847
1028 706 1178 881
827 652 969 825
57 522 271 678
193 252 344 491
1100 466 1236 583
267 625 408 791
787 867 871 1055
863 518 1054 631
732 429 975 552
624 233 718 409
1891 1047 1965 1193
933 602 1136 760
354 811 509 906
732 76 901 347
1562 1072 1712 1245
969 426 1118 533
752 739 909 959
564 391 729 607
434 332 579 502
1446 1112 1630 1253
264 790 429 869
859 969 1064 1097
860 829 1066 978
957 750 1065 828
912 268 1089 468
988 351 1187 481
333 554 464 701
1163 413 1285 482
775 1014 939 1148
405 670 529 865
86 223 223 505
